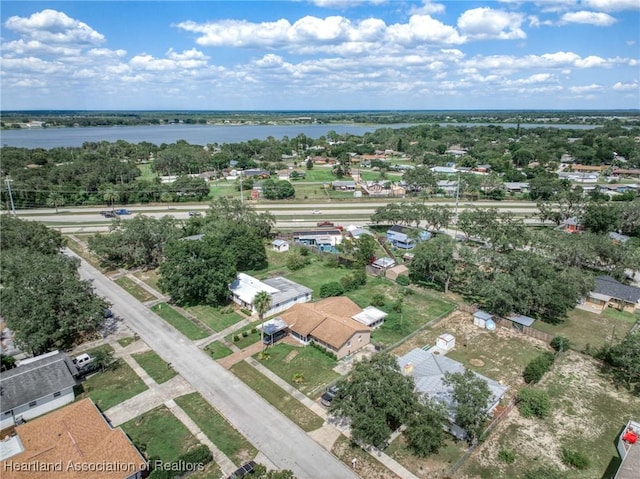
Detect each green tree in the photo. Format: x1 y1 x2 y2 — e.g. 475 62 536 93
354 234 377 266
404 399 447 457
517 388 551 418
159 236 237 306
46 191 65 213
599 330 640 394
0 215 65 254
409 235 456 293
442 369 492 444
251 464 295 479
102 186 120 210
92 347 115 372
330 353 418 449
254 291 272 351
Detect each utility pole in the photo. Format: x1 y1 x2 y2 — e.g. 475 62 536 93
453 173 460 239
5 176 16 216
239 170 244 204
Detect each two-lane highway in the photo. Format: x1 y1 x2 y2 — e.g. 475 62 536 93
69 249 358 479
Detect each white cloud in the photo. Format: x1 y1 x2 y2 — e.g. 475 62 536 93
612 80 639 91
560 11 617 26
386 15 464 45
310 0 387 7
582 0 640 12
457 7 526 40
410 1 447 15
2 39 81 57
568 84 602 93
4 9 104 45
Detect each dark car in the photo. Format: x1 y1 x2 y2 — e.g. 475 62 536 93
114 208 131 215
101 211 116 218
227 461 256 479
188 211 202 217
321 385 340 407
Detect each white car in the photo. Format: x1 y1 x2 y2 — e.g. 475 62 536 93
311 209 321 214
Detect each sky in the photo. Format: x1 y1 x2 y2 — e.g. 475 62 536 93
1 0 639 111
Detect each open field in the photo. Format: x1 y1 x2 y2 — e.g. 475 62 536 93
174 392 257 465
252 343 341 397
132 350 177 384
151 303 209 340
230 361 324 432
121 405 200 463
462 351 640 479
534 307 638 351
115 276 157 302
184 304 244 332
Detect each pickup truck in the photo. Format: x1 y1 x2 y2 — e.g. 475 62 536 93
100 211 116 218
317 221 334 227
114 209 131 215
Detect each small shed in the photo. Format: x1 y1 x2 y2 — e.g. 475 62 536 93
386 264 409 281
372 257 396 270
473 310 493 329
507 313 536 332
436 333 455 352
272 239 289 252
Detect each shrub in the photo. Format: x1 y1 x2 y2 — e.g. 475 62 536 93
242 330 249 338
251 327 257 334
550 335 570 352
498 448 516 464
240 308 252 316
340 275 357 292
523 465 564 479
233 335 240 342
287 251 310 271
320 281 344 298
396 275 410 286
371 293 386 308
324 255 339 268
561 447 590 470
517 388 551 418
523 352 555 384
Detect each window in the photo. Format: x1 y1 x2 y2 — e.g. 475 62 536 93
29 401 36 408
53 391 61 398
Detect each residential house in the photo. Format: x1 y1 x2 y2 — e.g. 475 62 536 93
613 167 640 178
570 164 607 173
271 239 290 252
242 168 271 179
0 398 146 479
430 166 458 174
229 273 312 318
436 180 458 196
585 276 640 314
345 224 373 239
615 419 640 479
557 171 599 183
331 180 356 191
503 182 529 193
385 264 409 281
0 351 78 430
397 348 508 440
292 229 343 252
561 217 584 234
371 257 396 270
609 232 631 244
386 225 431 250
280 297 373 358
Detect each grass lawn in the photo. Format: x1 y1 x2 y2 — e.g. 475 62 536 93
533 307 637 352
151 303 209 340
133 268 162 292
386 435 466 479
76 357 148 410
185 304 244 332
246 247 291 277
292 183 331 200
117 336 138 348
347 278 456 347
205 341 234 360
122 405 200 463
300 169 336 182
253 343 340 397
331 435 397 479
132 350 177 384
175 392 258 465
283 259 354 297
115 276 157 302
226 324 261 350
231 361 324 432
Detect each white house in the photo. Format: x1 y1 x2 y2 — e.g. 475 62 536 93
229 273 312 317
0 351 78 429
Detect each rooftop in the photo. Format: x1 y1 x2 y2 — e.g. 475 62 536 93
594 276 640 304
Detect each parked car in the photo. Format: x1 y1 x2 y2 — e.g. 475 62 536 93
227 461 256 479
188 211 202 217
317 221 334 227
321 385 340 407
114 208 131 215
100 211 116 218
311 209 321 214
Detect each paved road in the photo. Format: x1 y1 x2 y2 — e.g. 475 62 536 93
69 249 358 479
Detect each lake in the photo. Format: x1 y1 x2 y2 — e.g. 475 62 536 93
0 122 601 149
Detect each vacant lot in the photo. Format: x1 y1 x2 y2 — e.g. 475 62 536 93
175 392 257 465
534 307 637 352
463 351 640 479
115 276 157 302
185 304 244 332
151 303 209 340
122 405 200 463
331 435 397 479
132 350 176 384
386 436 466 479
134 268 162 292
253 343 341 397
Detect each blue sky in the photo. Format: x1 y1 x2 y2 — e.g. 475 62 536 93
1 1 638 110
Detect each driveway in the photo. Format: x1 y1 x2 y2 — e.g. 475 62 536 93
68 249 358 479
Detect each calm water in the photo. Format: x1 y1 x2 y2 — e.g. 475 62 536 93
0 122 600 149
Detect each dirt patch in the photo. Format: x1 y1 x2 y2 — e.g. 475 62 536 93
332 435 396 479
470 358 484 367
284 350 298 363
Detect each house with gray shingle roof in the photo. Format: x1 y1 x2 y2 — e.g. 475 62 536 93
585 275 640 314
0 351 78 429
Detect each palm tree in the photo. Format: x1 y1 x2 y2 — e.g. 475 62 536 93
102 187 119 211
46 191 65 213
253 291 272 352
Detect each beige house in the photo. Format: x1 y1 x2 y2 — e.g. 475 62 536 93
280 297 372 358
585 276 640 314
386 264 409 281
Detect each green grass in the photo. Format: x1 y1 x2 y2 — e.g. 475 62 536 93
347 278 456 346
117 336 138 348
185 304 244 332
386 435 465 478
291 183 331 200
76 356 148 410
283 258 354 296
115 276 157 302
136 163 158 181
231 361 324 432
151 303 209 340
533 307 637 352
299 169 336 182
174 392 258 465
133 268 162 292
205 341 234 360
132 350 177 384
226 324 261 350
121 405 200 463
253 343 340 397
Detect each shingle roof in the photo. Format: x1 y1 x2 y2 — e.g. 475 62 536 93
0 352 78 412
594 275 640 304
1 398 146 479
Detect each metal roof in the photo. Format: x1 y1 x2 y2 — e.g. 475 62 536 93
508 314 536 327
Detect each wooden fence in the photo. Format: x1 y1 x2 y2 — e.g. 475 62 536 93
492 317 554 344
